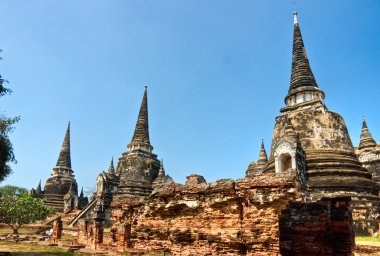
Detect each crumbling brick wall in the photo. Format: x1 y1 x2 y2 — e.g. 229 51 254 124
279 196 355 256
77 219 104 249
111 170 301 255
76 171 355 255
77 220 93 245
77 220 87 245
50 218 62 242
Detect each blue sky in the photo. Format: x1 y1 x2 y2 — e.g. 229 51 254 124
0 1 379 191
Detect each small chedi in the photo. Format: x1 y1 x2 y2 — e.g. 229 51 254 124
33 12 379 255
30 123 88 212
355 117 380 184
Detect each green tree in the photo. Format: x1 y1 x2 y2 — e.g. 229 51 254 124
0 184 28 196
0 186 56 234
0 50 20 183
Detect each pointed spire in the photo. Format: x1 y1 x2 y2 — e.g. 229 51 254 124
36 179 42 193
56 122 71 168
128 87 153 152
290 12 318 90
158 159 165 179
108 157 115 175
359 116 377 150
362 115 368 129
285 12 325 106
132 86 150 144
246 140 268 177
257 139 268 164
79 187 84 197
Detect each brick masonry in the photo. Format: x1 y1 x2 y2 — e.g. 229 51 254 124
75 171 356 255
108 171 300 255
50 218 62 242
279 197 355 256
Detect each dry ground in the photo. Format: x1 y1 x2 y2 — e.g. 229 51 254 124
1 228 380 255
355 237 380 255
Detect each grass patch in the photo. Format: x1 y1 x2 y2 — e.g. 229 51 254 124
356 236 380 243
0 241 78 255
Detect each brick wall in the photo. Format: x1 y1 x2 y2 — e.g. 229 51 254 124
279 196 355 256
110 170 300 255
76 170 356 255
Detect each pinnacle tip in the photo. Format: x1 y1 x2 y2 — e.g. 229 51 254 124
362 115 368 129
293 11 298 24
261 139 265 149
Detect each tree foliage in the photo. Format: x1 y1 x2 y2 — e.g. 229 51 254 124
0 50 20 182
0 185 28 197
0 186 56 234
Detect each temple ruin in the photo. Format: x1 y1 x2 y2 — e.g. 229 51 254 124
29 11 380 255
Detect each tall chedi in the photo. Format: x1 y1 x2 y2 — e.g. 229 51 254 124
262 12 380 235
31 123 82 212
70 88 172 227
113 87 163 201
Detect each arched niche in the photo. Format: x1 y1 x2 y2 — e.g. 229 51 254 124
278 153 292 172
274 142 296 173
